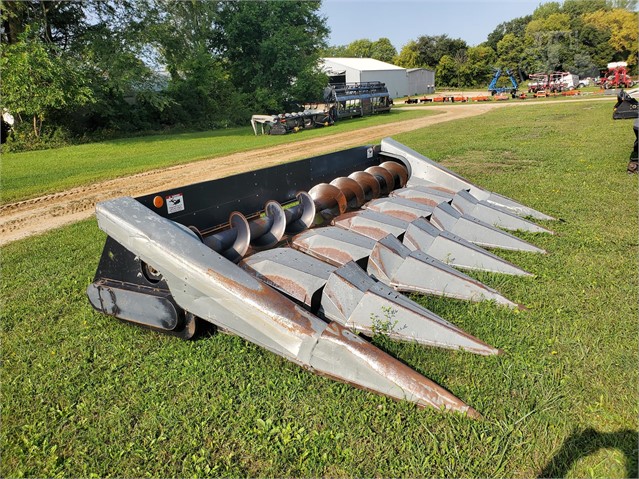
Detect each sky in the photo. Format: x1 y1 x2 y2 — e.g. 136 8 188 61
319 0 543 50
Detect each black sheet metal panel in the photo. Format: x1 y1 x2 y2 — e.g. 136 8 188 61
87 236 206 338
136 145 382 231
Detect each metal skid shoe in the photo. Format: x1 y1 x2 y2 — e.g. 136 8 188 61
88 139 555 416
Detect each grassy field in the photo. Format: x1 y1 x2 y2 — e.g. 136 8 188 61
0 108 437 205
2 100 637 478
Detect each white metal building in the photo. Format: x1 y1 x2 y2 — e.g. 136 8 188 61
407 68 436 95
321 57 409 99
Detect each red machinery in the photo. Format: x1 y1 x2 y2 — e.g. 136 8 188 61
600 62 635 89
527 73 549 93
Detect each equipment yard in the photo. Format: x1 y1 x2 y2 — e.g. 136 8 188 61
2 98 637 478
0 98 609 246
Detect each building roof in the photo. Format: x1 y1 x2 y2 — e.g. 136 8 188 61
407 68 435 73
322 57 405 72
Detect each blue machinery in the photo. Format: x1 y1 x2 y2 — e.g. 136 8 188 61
488 68 519 96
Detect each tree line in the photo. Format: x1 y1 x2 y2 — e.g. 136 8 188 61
1 0 328 149
1 0 636 151
326 0 637 88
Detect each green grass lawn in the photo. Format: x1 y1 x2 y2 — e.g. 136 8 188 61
2 101 637 478
0 109 437 205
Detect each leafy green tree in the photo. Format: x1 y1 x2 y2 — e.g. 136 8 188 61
0 0 86 47
370 38 397 63
321 44 349 56
583 8 639 68
344 39 374 58
415 34 468 69
325 37 397 63
436 54 459 87
0 29 93 137
217 1 328 112
459 46 497 87
497 33 525 78
484 16 532 51
532 2 562 20
395 40 421 68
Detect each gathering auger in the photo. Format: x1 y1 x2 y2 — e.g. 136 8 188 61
87 138 555 417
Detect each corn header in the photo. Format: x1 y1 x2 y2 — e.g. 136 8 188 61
87 138 555 417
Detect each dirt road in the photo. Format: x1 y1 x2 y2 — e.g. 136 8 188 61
0 98 610 246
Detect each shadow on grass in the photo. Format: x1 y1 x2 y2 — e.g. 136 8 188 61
538 428 638 478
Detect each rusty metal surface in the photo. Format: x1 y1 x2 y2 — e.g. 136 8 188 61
379 161 409 188
334 210 531 276
349 171 381 201
322 262 501 354
309 183 347 220
333 209 408 241
365 166 395 195
310 322 480 417
96 196 479 416
293 227 517 305
404 218 532 276
242 250 500 354
203 211 250 263
365 196 434 222
393 186 553 234
284 192 316 234
291 227 376 268
249 200 287 248
450 189 554 234
391 185 454 207
90 138 561 417
241 248 332 310
330 177 366 209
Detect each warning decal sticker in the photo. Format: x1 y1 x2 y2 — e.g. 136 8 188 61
166 193 185 214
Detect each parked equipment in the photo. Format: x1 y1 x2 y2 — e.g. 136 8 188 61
600 62 635 89
87 138 555 417
323 81 392 120
251 82 392 135
251 108 334 135
488 68 518 97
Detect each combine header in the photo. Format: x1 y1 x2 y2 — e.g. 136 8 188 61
87 138 555 417
251 82 392 135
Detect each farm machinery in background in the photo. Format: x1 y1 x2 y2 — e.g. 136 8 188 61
488 68 518 97
87 137 556 417
527 72 580 96
251 81 392 135
599 62 635 89
250 107 334 135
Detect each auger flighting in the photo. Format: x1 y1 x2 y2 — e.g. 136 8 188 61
87 138 555 417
